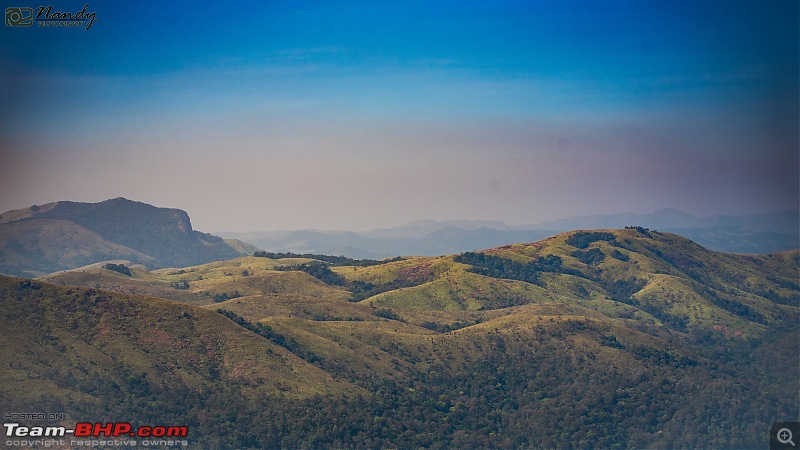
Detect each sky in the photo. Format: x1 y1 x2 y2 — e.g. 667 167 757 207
1 0 797 232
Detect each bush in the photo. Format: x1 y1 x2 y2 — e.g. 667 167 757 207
454 252 569 287
103 263 132 276
212 291 241 303
571 248 606 265
374 308 404 322
565 232 617 249
611 249 630 261
171 280 189 289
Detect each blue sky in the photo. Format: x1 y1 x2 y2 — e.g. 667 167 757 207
1 0 797 231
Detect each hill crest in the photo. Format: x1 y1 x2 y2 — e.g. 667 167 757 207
0 198 247 276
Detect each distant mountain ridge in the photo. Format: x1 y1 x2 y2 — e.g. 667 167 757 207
0 198 247 277
528 208 799 234
222 209 799 258
1 199 795 277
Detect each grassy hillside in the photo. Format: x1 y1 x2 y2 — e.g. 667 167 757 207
0 219 154 277
4 229 797 447
0 276 352 408
224 238 261 255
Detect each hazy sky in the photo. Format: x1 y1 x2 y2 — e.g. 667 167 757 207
1 0 797 232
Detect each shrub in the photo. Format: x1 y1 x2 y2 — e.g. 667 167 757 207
103 263 132 276
565 232 617 249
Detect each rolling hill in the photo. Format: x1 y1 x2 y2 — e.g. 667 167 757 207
0 219 154 278
0 198 250 277
9 228 797 447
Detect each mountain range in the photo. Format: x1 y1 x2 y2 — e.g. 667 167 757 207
0 198 797 447
221 208 799 258
2 199 794 279
1 226 797 448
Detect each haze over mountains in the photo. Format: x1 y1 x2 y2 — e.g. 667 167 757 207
221 208 799 259
1 198 796 278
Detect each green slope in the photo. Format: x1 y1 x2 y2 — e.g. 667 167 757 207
0 276 349 405
333 229 798 336
0 219 154 277
3 229 797 447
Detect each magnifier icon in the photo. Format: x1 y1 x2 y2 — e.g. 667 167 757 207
778 428 795 447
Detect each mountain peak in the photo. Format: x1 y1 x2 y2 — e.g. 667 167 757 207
0 198 245 276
